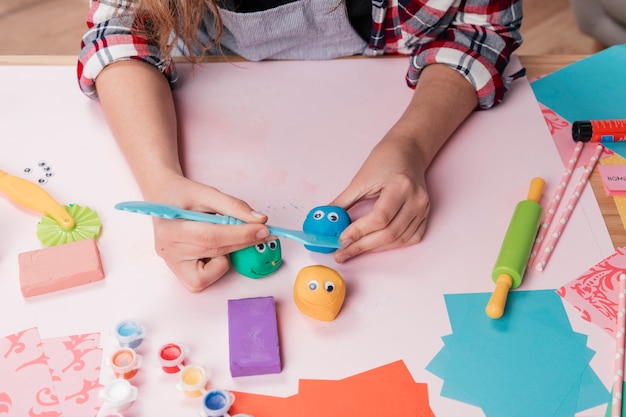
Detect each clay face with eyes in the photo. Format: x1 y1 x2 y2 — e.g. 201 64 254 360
230 240 282 279
293 265 346 321
302 205 351 253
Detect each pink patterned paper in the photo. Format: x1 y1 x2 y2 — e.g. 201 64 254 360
557 247 626 336
0 328 104 417
0 327 62 416
538 104 612 169
42 334 103 417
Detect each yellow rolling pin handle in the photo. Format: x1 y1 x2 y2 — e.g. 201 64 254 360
486 274 514 319
485 177 545 319
0 170 75 230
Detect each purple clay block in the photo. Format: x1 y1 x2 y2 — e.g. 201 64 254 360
227 296 281 377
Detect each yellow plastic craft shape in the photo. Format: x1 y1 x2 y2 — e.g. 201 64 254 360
0 169 74 229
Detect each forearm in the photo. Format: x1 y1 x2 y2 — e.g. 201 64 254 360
95 60 182 200
388 63 478 171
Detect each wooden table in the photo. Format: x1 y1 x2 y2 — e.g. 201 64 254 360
3 54 623 248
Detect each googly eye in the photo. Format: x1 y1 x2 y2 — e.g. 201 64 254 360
37 160 47 167
267 240 278 250
313 210 325 220
45 171 55 178
23 167 32 174
327 212 339 222
324 281 336 292
42 165 52 172
307 280 319 291
37 177 48 184
255 243 267 253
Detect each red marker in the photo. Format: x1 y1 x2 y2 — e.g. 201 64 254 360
572 119 626 142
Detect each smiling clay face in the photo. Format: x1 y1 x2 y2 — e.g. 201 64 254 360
293 265 346 321
230 240 282 279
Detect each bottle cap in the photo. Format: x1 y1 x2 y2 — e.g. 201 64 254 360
572 121 592 142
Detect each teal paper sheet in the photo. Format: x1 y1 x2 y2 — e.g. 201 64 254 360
426 290 610 417
530 45 626 157
605 383 626 417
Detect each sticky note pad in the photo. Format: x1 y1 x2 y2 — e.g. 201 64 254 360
227 296 281 377
18 238 104 297
597 164 626 196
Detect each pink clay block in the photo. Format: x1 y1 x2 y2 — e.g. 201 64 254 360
18 238 104 297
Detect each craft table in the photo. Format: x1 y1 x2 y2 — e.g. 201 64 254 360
0 54 618 417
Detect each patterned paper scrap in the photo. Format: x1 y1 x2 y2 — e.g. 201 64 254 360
0 327 62 416
0 328 104 417
557 247 626 336
43 333 103 417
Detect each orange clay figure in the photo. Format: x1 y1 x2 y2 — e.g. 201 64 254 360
293 265 346 321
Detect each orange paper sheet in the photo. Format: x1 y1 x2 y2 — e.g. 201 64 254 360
297 379 433 417
229 361 434 417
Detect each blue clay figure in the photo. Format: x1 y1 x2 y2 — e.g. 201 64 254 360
230 239 282 279
302 205 351 253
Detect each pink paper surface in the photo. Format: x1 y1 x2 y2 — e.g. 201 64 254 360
0 327 62 416
557 247 626 336
0 58 616 417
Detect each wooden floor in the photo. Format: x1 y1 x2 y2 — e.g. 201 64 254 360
0 0 608 56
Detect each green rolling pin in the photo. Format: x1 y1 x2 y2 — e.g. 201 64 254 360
485 177 545 319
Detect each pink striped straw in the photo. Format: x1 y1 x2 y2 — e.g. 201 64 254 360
534 144 603 272
528 141 584 268
612 273 626 417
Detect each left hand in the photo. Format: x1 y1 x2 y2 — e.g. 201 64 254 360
330 64 478 263
330 132 431 263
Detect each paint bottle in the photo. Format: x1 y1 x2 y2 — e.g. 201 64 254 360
99 379 138 412
109 347 142 380
572 119 626 142
176 364 211 397
157 342 188 373
200 389 235 417
113 319 146 349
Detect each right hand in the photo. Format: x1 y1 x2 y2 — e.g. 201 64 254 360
145 175 271 292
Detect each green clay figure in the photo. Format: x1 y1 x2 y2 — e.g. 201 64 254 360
230 239 282 279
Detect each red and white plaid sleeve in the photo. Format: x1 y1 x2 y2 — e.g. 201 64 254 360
367 0 523 109
77 0 178 100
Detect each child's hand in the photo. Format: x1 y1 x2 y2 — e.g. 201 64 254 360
145 177 270 292
330 135 430 263
330 64 477 263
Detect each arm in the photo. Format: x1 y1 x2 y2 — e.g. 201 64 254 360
331 63 476 262
79 1 270 291
96 61 271 292
332 0 523 262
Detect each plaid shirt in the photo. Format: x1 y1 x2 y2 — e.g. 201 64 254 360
78 0 522 109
